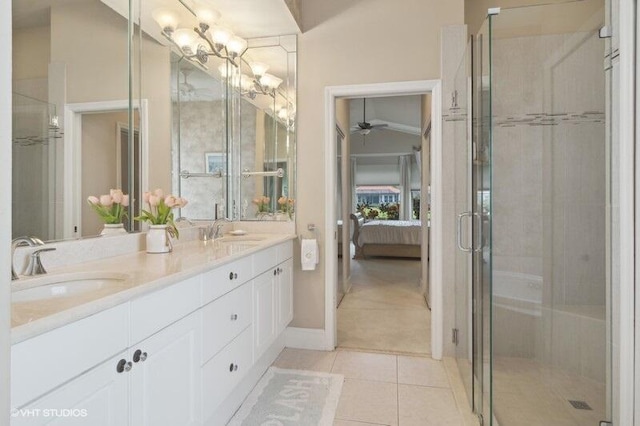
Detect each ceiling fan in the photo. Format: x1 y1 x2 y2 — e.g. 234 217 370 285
352 98 388 135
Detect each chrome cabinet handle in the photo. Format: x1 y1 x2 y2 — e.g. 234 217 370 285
229 363 238 372
116 359 127 373
133 349 148 363
124 361 133 372
456 212 473 252
230 314 238 321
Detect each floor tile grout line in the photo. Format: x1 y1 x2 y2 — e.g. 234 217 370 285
396 355 400 426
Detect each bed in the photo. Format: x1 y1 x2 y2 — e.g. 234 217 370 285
350 212 423 259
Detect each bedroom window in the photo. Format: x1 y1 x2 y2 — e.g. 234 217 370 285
411 189 421 220
356 185 401 220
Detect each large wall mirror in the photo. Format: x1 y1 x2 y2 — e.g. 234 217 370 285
11 0 297 243
170 35 297 222
11 0 147 241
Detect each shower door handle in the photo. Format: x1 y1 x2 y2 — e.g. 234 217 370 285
457 212 473 252
473 212 484 252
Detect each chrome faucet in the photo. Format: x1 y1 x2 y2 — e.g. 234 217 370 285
11 236 45 280
201 218 232 241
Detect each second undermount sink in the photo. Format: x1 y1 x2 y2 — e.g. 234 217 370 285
218 235 267 243
12 271 130 303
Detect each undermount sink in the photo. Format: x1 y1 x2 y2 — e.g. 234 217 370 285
12 271 130 303
218 235 267 243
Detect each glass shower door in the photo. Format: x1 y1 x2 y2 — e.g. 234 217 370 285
472 19 492 423
487 1 611 425
452 39 473 408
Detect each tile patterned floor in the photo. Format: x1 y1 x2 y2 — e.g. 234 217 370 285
337 258 430 355
272 348 477 426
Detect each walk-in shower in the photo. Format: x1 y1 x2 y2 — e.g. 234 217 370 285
453 1 613 424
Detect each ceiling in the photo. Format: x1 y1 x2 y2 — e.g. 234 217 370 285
13 0 300 39
349 95 423 136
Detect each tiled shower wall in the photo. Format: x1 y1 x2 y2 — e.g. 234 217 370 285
492 30 606 383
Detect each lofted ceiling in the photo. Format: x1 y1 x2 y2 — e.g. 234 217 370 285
349 95 423 137
13 0 300 36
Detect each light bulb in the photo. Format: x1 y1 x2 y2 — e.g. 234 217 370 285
210 26 232 47
240 74 255 91
226 36 247 57
277 108 288 120
152 8 180 33
173 28 197 55
250 62 269 78
260 73 282 91
194 5 220 30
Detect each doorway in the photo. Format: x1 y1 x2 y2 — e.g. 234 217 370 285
336 95 429 355
323 80 443 358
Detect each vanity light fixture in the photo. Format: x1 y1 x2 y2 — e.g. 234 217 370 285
152 2 247 67
249 62 269 78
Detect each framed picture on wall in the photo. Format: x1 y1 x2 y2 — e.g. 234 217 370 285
205 152 226 175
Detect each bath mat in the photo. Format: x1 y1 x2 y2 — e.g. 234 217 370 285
228 367 344 426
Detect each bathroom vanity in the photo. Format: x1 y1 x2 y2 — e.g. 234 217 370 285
10 235 294 426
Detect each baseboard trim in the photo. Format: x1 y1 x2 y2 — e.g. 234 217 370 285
285 327 329 350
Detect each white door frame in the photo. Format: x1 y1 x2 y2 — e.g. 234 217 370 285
63 99 148 238
323 80 444 359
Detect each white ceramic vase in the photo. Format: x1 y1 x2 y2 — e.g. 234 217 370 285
100 223 127 236
146 224 172 254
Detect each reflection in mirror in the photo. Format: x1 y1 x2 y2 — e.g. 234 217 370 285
171 56 229 220
236 36 297 221
169 34 297 222
11 0 144 241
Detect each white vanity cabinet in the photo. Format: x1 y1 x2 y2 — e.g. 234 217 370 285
276 258 294 334
11 238 295 426
11 352 129 426
129 311 202 426
253 269 277 361
252 242 294 361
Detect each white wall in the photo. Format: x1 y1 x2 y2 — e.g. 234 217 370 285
0 1 11 422
293 0 464 329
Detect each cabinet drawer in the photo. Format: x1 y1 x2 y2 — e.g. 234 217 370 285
130 275 201 345
201 326 253 420
11 304 128 409
277 241 293 263
202 282 252 364
202 256 253 304
252 245 278 276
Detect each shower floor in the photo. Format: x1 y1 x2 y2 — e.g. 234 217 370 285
493 356 606 426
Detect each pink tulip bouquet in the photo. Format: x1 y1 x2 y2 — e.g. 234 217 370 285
252 195 271 213
277 196 295 219
134 189 188 238
87 189 130 224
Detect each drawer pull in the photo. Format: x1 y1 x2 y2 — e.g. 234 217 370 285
230 314 238 321
124 361 133 372
229 272 239 280
229 363 239 372
273 269 277 276
133 349 148 363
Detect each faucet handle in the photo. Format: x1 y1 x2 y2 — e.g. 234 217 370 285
25 247 56 276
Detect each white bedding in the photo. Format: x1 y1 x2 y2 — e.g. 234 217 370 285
358 220 422 246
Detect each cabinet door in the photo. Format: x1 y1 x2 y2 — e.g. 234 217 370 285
277 258 294 334
253 270 276 360
11 352 129 426
130 311 201 426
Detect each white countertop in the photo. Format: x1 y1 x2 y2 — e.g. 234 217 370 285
11 233 296 344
